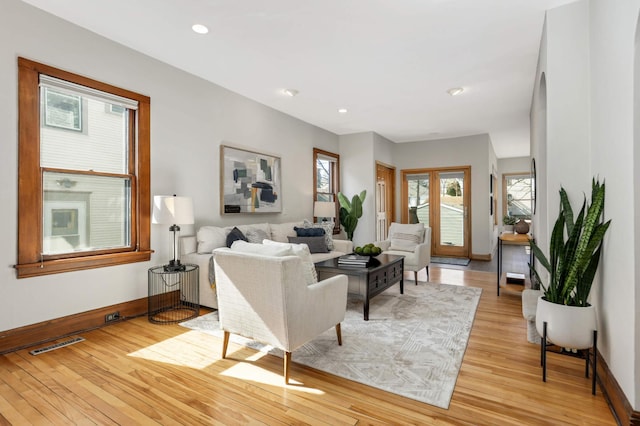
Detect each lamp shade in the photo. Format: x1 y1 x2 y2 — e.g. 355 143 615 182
152 195 194 225
314 201 336 218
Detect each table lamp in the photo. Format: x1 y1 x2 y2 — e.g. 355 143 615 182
152 194 194 271
314 201 336 223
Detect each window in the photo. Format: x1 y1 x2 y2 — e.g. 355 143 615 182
502 173 533 220
17 58 151 278
313 148 340 234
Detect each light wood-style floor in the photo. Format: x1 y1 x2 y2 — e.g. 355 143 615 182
0 267 616 425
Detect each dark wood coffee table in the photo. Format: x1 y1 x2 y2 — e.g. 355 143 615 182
315 253 404 320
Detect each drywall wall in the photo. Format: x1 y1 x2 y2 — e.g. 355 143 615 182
393 134 493 256
339 132 376 245
588 0 639 409
532 0 639 409
0 0 339 331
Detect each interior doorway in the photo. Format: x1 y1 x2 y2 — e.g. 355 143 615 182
375 162 395 241
401 166 471 258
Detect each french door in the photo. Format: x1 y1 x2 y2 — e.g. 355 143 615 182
375 162 395 241
401 166 470 258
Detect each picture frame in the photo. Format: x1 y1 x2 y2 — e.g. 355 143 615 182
221 145 282 214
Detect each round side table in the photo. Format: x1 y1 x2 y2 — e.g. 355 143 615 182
148 264 199 324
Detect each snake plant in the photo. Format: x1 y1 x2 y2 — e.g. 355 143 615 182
529 178 611 307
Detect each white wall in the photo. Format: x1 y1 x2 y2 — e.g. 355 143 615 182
393 134 493 257
339 132 376 245
0 0 339 331
532 0 640 409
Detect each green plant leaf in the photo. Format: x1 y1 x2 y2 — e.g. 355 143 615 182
337 192 351 212
352 195 363 219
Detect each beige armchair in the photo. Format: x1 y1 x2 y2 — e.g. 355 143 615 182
377 223 431 283
213 248 348 384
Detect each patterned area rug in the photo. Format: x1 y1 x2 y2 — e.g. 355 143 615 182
180 282 482 409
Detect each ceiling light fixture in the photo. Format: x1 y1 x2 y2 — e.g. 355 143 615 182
447 87 464 96
192 24 209 34
337 108 348 114
283 88 299 97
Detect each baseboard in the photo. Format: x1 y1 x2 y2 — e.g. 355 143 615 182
598 350 640 425
0 297 148 355
470 253 491 261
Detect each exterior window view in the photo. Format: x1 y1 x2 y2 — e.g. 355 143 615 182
504 174 532 220
40 82 133 255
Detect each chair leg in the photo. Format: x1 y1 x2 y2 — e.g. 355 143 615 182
335 323 342 346
284 351 292 384
222 330 230 359
414 271 418 285
426 265 429 282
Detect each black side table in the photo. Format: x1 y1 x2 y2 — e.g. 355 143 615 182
148 264 199 324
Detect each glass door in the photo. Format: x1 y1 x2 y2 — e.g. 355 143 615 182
401 167 470 258
435 170 469 257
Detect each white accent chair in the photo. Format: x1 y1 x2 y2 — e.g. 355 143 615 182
377 223 431 284
213 249 348 384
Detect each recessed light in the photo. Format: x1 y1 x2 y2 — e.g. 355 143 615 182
192 24 209 34
283 88 299 97
447 87 464 96
338 108 348 114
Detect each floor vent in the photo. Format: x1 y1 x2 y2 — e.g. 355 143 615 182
29 336 85 356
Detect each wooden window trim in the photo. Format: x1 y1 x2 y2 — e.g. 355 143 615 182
313 148 340 234
16 57 151 278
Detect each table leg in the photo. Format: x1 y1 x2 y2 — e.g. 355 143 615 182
497 237 502 296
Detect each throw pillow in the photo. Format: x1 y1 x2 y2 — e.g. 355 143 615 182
294 226 325 237
226 226 248 248
389 223 425 252
302 219 334 251
230 240 292 257
287 236 329 253
197 225 229 253
245 227 270 244
263 239 318 285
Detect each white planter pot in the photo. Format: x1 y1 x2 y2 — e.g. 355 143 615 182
535 296 597 349
503 225 514 233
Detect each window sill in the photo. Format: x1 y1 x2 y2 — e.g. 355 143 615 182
15 250 153 278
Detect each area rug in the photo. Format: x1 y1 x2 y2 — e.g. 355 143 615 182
180 282 482 409
431 256 471 266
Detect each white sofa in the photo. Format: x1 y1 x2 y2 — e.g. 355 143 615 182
180 220 353 308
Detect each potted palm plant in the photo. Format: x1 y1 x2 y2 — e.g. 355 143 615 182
338 190 366 241
529 178 611 349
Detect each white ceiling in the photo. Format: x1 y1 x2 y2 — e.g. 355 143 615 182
22 0 576 158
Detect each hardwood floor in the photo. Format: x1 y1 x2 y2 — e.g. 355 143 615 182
0 267 616 425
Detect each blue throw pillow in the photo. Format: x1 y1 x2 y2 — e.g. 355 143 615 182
294 226 325 237
226 226 248 248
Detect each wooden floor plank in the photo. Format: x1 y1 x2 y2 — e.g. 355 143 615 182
0 266 616 425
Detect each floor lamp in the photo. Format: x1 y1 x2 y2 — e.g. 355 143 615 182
152 194 194 272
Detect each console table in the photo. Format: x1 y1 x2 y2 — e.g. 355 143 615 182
315 254 404 320
148 264 199 324
497 233 533 296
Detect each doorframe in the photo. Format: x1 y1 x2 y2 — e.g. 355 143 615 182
401 166 472 258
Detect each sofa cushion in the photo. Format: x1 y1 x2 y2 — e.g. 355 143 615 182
269 221 302 243
226 226 248 248
302 219 334 250
389 223 425 252
263 240 318 285
245 227 270 244
288 236 329 253
197 225 229 253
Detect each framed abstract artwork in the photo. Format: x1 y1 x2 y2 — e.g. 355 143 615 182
220 145 282 214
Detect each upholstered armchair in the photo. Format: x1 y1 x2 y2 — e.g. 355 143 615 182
213 248 348 384
377 223 431 283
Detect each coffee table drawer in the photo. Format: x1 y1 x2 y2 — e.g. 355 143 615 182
368 270 388 293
